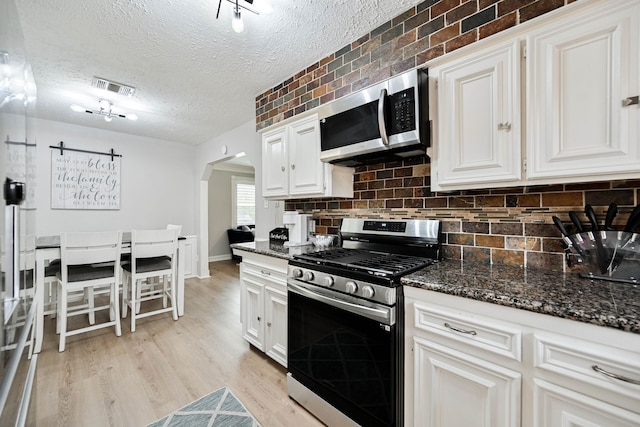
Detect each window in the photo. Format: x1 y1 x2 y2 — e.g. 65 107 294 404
232 176 255 227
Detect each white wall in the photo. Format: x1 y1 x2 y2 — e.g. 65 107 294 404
34 118 196 236
195 119 284 277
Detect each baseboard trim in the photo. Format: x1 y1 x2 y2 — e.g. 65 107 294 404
209 254 232 262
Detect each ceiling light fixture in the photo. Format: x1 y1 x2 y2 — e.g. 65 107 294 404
216 0 269 33
70 99 138 122
232 2 244 33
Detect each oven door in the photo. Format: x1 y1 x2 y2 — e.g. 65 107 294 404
287 280 400 427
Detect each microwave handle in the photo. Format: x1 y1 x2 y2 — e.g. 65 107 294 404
378 88 390 146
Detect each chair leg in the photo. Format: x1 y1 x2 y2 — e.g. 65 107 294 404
170 275 178 321
162 275 168 308
59 285 68 352
130 278 137 333
122 273 129 318
113 282 122 337
135 280 142 314
87 287 95 325
56 282 62 335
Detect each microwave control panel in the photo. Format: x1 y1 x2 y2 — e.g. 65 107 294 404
389 88 416 134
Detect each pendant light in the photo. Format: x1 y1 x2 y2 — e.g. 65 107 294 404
232 0 244 33
216 0 269 33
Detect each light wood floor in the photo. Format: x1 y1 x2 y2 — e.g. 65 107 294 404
29 260 324 427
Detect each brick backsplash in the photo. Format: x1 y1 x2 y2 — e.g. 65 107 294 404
255 0 580 131
284 156 640 271
256 0 638 271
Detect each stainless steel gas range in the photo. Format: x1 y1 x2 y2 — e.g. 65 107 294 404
286 218 441 427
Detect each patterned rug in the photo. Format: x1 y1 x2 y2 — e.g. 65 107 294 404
147 387 261 427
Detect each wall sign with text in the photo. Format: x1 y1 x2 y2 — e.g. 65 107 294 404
51 150 121 210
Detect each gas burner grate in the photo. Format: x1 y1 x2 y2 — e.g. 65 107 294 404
295 249 434 278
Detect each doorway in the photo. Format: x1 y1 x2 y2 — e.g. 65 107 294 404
207 153 255 262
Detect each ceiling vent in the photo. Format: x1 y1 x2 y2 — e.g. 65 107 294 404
91 76 136 97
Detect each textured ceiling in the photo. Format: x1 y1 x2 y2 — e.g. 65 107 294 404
15 0 423 145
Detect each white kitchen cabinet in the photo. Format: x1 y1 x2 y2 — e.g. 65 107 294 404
404 286 640 427
526 0 640 181
430 40 522 191
262 126 288 197
264 285 287 365
413 337 521 427
406 297 522 427
429 0 640 191
533 379 640 427
262 114 354 199
182 235 197 278
237 250 288 367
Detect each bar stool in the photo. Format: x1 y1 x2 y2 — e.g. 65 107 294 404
56 231 122 352
121 229 178 332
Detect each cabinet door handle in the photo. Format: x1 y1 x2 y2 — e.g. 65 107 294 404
497 122 511 131
444 322 477 336
281 166 285 172
291 164 295 170
623 96 639 107
267 322 272 327
592 365 640 385
260 270 271 276
257 316 261 321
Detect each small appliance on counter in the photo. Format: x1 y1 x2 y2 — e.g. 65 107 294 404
282 211 315 247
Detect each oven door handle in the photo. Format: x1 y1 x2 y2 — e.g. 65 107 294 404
288 281 394 325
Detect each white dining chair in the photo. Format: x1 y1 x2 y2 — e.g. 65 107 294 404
121 229 178 332
166 224 182 235
56 231 122 352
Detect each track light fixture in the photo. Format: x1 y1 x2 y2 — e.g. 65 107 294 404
216 0 271 33
70 99 138 122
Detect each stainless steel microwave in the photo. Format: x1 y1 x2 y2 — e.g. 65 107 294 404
318 68 429 167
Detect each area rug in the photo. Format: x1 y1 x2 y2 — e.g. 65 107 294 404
147 386 261 427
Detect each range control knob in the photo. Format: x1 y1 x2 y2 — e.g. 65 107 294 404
304 271 315 281
323 276 335 287
362 285 375 299
345 281 358 294
292 269 303 279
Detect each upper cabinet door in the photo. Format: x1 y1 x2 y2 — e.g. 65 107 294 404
526 0 640 180
287 114 325 196
262 126 288 197
432 40 522 191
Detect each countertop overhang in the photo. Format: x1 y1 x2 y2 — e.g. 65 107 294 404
231 241 640 334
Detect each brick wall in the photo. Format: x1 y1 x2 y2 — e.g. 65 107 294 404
256 0 640 271
284 157 640 270
255 0 580 131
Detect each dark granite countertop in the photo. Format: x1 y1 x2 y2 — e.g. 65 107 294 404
402 260 640 334
231 242 640 334
230 240 327 260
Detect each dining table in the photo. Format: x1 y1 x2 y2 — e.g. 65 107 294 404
33 232 187 353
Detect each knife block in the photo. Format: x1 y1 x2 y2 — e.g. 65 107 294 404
564 231 640 284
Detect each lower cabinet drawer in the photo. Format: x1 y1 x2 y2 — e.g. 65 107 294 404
243 263 286 287
534 333 640 402
412 301 522 361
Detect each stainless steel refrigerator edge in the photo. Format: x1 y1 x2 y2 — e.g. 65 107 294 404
0 0 38 425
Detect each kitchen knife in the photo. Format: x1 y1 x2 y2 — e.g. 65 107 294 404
625 210 640 234
552 216 570 238
585 204 609 274
552 216 581 256
585 204 600 231
624 204 640 232
569 211 584 234
604 203 617 231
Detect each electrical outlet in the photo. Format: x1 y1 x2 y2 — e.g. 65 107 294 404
263 199 269 209
275 201 280 207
